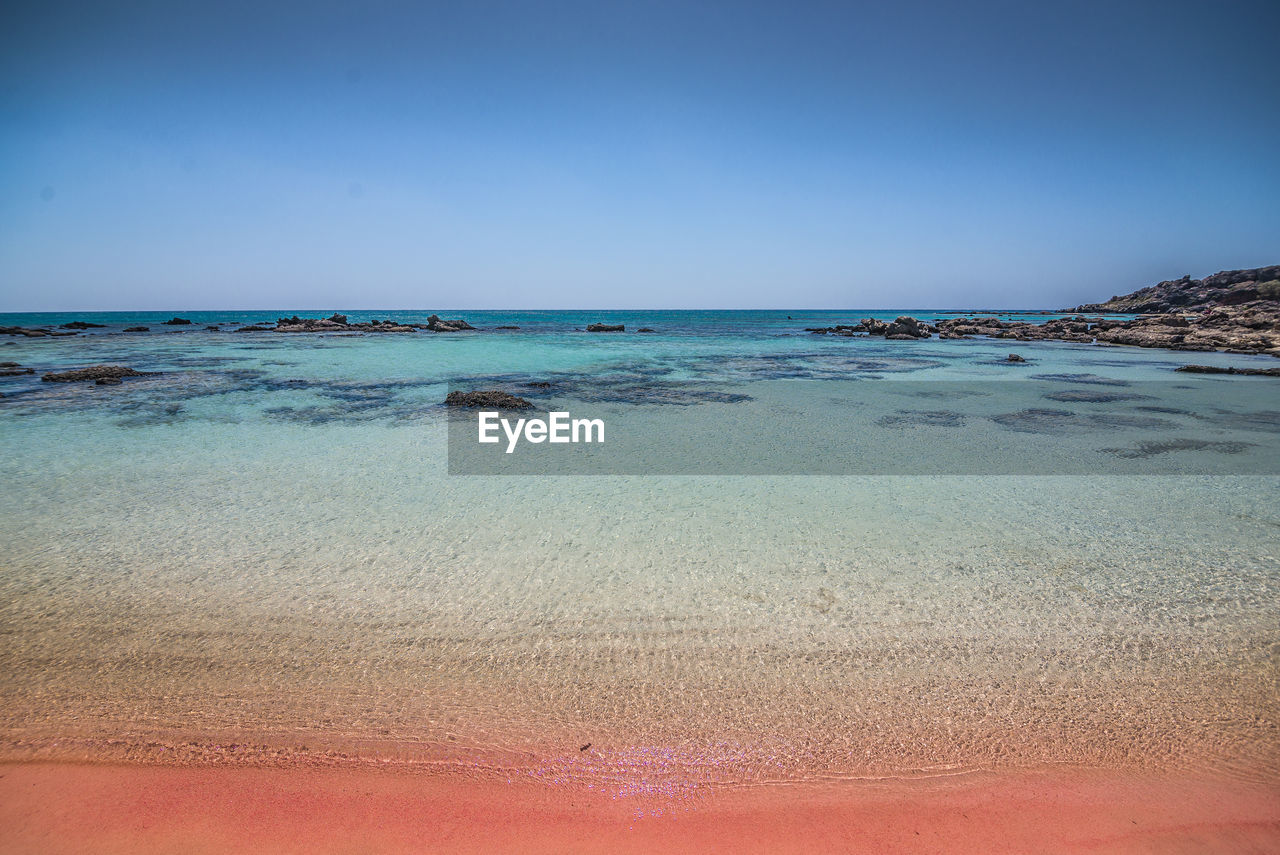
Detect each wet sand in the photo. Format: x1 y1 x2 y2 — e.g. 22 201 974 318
2 762 1278 854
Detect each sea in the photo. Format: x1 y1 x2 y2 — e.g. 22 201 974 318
1 309 1277 802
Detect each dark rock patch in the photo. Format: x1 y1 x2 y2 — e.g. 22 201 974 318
1100 439 1255 458
163 317 193 325
1043 389 1148 403
445 390 534 409
1031 373 1131 386
1175 364 1280 377
41 365 149 383
876 410 967 428
0 325 79 338
586 323 625 332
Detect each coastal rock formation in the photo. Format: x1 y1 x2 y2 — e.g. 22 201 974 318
806 316 936 338
586 323 625 332
124 326 150 332
41 364 148 383
884 316 932 339
1075 266 1280 313
1007 353 1026 362
426 314 475 332
444 390 534 409
163 317 193 325
60 321 105 329
934 308 1280 356
800 267 1279 356
263 315 460 333
0 362 34 376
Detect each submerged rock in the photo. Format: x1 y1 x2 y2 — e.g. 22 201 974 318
41 364 148 383
445 390 534 409
124 326 150 332
60 321 105 329
0 325 79 338
1175 364 1280 377
586 323 625 332
163 317 193 325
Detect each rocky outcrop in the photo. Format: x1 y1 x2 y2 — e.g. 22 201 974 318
586 323 625 332
426 314 475 332
1007 353 1026 362
935 307 1280 356
163 317 193 325
444 390 534 409
0 362 33 376
884 316 932 339
264 315 457 333
41 365 148 383
806 316 936 338
1075 266 1280 313
60 321 105 329
124 326 150 332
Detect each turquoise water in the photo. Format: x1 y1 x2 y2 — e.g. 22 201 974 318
1 311 1277 796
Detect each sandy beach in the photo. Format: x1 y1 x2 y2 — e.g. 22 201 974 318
3 762 1279 854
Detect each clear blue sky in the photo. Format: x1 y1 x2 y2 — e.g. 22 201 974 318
1 0 1277 310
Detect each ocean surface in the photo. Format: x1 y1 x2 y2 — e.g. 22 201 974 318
1 310 1277 804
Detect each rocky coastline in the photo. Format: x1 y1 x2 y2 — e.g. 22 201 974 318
806 266 1280 357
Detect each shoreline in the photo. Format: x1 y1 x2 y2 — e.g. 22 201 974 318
2 760 1278 854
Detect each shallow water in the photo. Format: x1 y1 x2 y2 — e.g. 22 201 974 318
1 311 1277 797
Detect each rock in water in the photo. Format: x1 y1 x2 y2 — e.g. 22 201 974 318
1007 353 1026 362
586 323 625 332
41 365 148 383
445 390 535 409
427 314 476 332
163 317 193 325
883 316 933 339
1175 364 1280 377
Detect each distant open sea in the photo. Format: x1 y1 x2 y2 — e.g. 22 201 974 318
1 309 1277 803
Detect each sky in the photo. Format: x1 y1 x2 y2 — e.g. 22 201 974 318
1 0 1277 311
